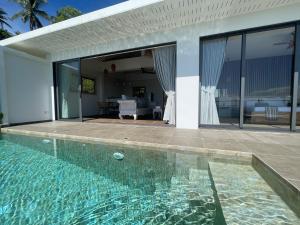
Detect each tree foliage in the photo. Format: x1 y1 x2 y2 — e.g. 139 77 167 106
0 8 11 29
52 6 81 23
11 0 50 31
0 29 12 40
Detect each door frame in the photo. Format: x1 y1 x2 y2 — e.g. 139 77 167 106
53 58 83 122
53 41 177 124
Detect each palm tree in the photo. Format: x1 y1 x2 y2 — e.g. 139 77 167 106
11 0 50 31
52 6 82 23
0 8 11 29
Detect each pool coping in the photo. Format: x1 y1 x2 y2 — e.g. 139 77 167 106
1 127 300 216
252 155 300 217
0 128 252 162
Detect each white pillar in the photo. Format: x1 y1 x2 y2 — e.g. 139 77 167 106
0 47 9 125
176 37 200 129
47 55 56 121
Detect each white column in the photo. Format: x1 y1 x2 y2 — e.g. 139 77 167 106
0 47 9 125
176 37 200 129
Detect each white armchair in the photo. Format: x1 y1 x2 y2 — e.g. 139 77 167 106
117 99 153 120
117 100 138 120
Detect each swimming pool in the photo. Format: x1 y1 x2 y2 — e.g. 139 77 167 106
0 133 299 224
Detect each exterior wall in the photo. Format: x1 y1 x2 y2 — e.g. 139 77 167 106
49 4 300 129
2 4 300 128
176 38 200 129
2 48 53 124
0 46 9 124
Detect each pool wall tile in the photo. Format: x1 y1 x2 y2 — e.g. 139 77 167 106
209 161 300 224
252 155 300 217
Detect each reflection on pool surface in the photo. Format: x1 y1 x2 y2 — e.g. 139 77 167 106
0 133 299 224
0 134 225 225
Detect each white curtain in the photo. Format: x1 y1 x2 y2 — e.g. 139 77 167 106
153 46 176 125
201 38 227 125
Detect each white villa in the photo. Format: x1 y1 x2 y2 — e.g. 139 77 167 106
0 0 299 131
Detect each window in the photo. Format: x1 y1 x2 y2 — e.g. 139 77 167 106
82 77 96 94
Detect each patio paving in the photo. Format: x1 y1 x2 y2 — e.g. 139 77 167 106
1 121 300 198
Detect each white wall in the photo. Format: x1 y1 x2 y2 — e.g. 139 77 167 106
3 48 53 124
176 38 200 129
48 4 300 129
0 47 9 124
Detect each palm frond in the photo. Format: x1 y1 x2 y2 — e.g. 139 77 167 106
11 10 26 20
34 9 50 21
0 20 11 28
33 15 43 28
10 0 50 30
0 8 8 15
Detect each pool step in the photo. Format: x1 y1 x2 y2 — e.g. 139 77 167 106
208 162 300 224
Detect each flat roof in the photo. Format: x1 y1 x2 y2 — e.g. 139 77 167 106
0 0 298 58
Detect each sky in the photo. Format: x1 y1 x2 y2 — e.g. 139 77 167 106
0 0 126 33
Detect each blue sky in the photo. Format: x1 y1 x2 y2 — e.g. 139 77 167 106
0 0 126 33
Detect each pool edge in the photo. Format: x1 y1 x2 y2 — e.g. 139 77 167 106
1 128 252 162
1 127 300 218
252 155 300 218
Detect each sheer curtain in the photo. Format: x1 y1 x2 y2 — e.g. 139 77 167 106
201 38 227 125
153 46 176 125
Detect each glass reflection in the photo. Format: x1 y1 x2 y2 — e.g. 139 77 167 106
57 60 81 120
244 27 295 126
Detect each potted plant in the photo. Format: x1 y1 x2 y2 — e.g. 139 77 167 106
0 112 3 133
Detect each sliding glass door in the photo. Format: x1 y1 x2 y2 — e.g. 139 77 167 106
243 27 295 128
200 35 242 126
200 24 299 131
56 60 82 121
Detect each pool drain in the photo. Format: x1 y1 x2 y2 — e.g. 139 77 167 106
42 139 51 144
113 152 124 160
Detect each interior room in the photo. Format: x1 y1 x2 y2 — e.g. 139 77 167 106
80 49 166 124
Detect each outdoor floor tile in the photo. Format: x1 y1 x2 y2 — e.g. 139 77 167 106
3 121 300 194
256 155 300 181
288 179 300 190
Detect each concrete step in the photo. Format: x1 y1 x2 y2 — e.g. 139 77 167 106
209 162 300 224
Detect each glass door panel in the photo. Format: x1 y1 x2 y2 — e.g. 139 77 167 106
244 27 295 128
298 76 300 129
200 35 241 126
216 35 242 124
295 24 300 131
56 60 82 120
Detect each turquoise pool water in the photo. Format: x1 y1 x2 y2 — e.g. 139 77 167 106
0 133 225 225
0 133 299 224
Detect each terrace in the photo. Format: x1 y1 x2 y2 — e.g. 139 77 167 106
2 121 300 217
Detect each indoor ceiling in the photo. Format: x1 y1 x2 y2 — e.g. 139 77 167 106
1 0 299 58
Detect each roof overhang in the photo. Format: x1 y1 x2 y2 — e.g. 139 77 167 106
0 0 299 58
